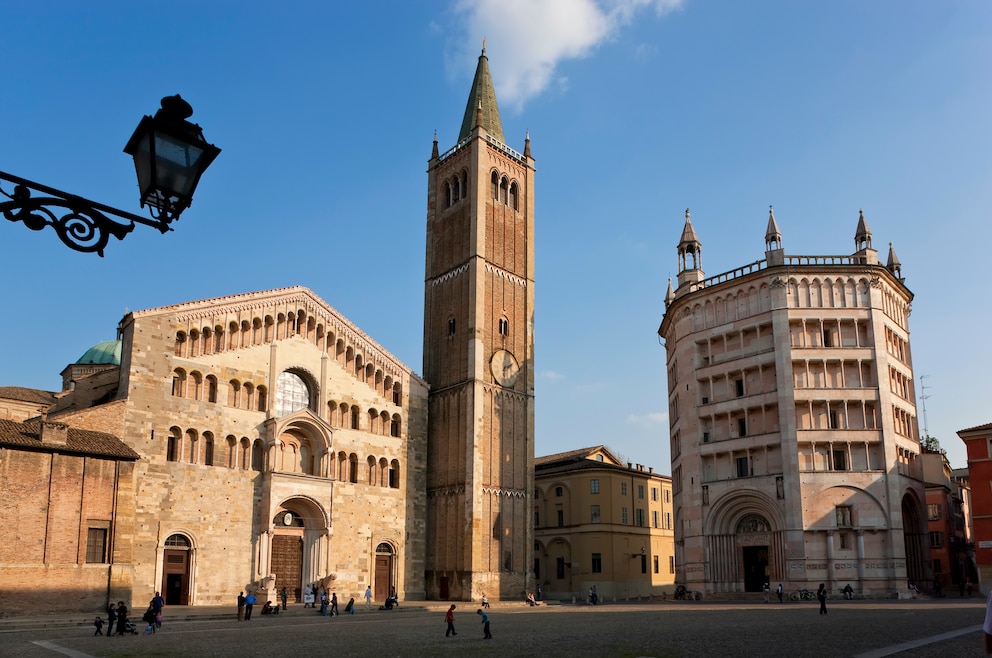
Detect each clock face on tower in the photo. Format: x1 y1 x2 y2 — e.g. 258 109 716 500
490 349 520 387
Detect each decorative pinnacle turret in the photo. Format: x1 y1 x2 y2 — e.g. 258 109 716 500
855 209 872 251
679 209 701 248
765 205 782 246
886 242 903 280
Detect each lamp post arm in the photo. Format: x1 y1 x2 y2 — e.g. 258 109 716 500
0 170 171 256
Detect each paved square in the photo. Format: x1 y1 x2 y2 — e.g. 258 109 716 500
1 599 987 658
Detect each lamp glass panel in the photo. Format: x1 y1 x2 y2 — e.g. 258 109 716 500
153 132 205 198
131 132 154 197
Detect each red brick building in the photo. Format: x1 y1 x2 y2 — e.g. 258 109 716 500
0 416 138 615
922 447 970 592
958 423 992 588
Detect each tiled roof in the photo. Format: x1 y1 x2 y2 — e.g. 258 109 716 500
0 386 57 406
535 445 608 466
958 422 992 434
0 418 139 460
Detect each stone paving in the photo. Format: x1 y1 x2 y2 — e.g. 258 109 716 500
0 597 987 658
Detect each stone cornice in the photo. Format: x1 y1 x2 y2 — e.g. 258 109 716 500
126 286 420 384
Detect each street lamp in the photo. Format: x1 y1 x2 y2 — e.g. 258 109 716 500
0 95 220 256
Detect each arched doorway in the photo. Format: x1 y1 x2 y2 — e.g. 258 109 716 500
546 538 573 599
374 543 394 602
736 514 771 592
271 511 305 602
161 534 192 605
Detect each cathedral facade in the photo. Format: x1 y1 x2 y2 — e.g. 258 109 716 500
53 286 430 607
658 209 929 597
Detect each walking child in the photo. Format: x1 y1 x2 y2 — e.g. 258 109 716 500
477 608 492 639
445 604 457 636
93 616 104 636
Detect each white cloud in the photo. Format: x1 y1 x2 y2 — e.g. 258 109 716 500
626 411 668 427
451 0 683 110
539 370 566 382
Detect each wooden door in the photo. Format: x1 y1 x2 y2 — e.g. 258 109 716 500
162 550 190 605
271 535 303 602
374 555 391 601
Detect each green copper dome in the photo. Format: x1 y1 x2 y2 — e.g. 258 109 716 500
76 340 122 366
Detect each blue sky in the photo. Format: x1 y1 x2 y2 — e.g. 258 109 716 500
0 1 989 470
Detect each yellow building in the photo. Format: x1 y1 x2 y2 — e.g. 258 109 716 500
534 447 675 601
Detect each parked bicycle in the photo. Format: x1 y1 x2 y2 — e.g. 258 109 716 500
790 588 816 601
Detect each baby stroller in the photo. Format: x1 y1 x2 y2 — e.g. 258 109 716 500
123 619 139 635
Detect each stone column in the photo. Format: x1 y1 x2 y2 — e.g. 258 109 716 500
826 531 835 590
856 530 866 590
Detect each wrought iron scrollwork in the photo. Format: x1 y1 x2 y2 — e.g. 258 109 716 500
0 171 170 256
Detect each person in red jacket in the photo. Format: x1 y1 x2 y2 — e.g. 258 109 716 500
445 604 457 637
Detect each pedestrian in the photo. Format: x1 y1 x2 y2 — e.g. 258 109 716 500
237 591 246 621
481 593 490 609
345 597 355 615
142 605 157 634
536 583 542 601
93 616 104 636
478 608 492 639
280 587 288 611
244 592 257 620
365 585 373 609
115 601 128 635
445 604 457 636
763 582 770 603
304 584 314 608
776 583 783 603
151 590 164 630
107 604 117 638
817 583 827 615
320 590 329 616
330 591 339 616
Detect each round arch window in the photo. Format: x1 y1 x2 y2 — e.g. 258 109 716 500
164 534 191 549
375 542 394 555
275 371 312 417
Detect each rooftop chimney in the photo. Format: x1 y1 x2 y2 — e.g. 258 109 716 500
40 416 69 446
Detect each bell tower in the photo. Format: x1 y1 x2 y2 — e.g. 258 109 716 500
423 47 535 601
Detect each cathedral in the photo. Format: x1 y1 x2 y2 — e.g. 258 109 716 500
658 208 929 597
0 48 534 612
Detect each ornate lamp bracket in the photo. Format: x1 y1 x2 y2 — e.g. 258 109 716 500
0 170 169 256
